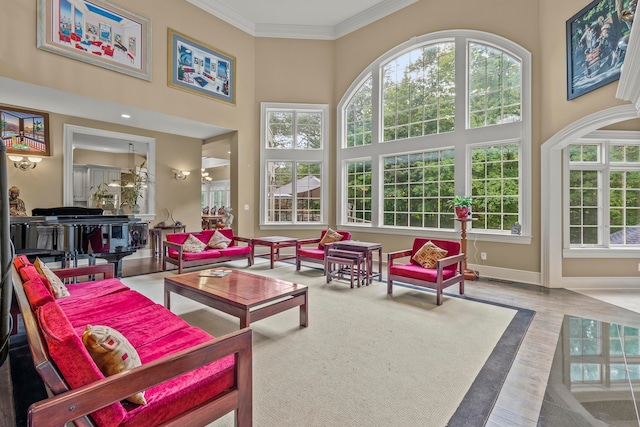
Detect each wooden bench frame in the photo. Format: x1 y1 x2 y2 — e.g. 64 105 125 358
162 236 253 274
11 263 253 427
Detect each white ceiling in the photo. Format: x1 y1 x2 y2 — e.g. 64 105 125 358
188 0 417 39
1 2 417 149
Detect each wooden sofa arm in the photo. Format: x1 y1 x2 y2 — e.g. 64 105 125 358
436 253 465 270
296 238 321 248
28 328 253 427
233 236 252 245
163 240 184 257
53 263 115 280
387 249 413 267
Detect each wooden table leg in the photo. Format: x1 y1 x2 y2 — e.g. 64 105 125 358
300 290 308 327
240 311 250 329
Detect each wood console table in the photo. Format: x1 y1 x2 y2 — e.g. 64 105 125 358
454 217 478 281
150 225 186 257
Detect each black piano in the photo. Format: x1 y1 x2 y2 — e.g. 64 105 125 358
10 207 148 277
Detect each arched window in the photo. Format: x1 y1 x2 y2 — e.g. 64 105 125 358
337 30 531 241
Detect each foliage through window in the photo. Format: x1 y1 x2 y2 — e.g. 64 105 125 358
338 30 529 236
261 103 328 226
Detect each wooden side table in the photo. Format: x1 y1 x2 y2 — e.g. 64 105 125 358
454 217 478 281
332 241 382 285
150 225 187 257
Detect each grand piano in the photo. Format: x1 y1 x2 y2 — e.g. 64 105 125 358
10 207 148 277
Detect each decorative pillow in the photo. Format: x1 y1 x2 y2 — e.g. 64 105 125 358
319 228 344 247
411 241 448 269
82 324 147 406
207 230 232 249
182 234 207 253
13 255 32 270
34 258 70 298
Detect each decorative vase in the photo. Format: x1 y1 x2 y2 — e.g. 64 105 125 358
132 204 140 214
455 206 470 218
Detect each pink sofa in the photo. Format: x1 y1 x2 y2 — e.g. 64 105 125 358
162 229 252 274
11 256 252 426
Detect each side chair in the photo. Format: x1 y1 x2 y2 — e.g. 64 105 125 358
387 238 465 305
296 229 351 273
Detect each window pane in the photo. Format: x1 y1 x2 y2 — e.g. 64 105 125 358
382 42 455 142
345 77 373 148
610 170 640 244
295 162 322 222
469 43 521 128
346 160 372 223
267 161 293 222
382 149 455 229
297 113 322 149
471 143 520 231
267 112 293 148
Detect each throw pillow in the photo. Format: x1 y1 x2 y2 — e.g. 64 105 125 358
182 234 207 253
82 324 147 406
412 241 448 269
207 230 232 249
319 228 344 247
34 258 70 298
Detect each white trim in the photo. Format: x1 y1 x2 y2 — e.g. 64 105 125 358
541 105 640 288
469 264 542 287
63 124 156 222
187 0 418 40
259 102 329 227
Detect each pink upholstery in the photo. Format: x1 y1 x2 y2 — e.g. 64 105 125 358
163 229 252 273
38 302 127 427
65 278 128 301
387 238 465 305
296 230 351 273
60 290 156 327
23 277 55 309
13 255 32 270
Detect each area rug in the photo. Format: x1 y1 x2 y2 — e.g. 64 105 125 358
121 260 533 426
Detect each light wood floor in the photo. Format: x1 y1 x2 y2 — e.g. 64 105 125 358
4 256 640 426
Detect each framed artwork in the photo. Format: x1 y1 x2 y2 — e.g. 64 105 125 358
167 28 236 105
1 107 51 156
36 0 151 81
566 0 633 100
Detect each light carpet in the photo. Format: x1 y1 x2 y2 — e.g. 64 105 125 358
121 260 518 427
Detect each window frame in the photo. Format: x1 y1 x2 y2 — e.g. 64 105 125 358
260 102 330 230
336 30 532 243
563 130 640 257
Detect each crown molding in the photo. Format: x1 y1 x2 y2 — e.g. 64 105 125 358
188 0 417 40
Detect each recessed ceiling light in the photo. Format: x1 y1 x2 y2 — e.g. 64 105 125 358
121 114 131 119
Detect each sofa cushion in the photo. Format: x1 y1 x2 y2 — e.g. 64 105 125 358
37 302 127 427
122 327 235 427
65 278 129 302
13 255 32 270
178 249 222 261
83 324 146 405
218 245 251 257
412 241 448 269
20 265 53 296
61 290 156 328
389 263 459 282
410 238 460 271
22 276 55 309
34 258 70 298
297 247 325 260
182 234 207 253
207 230 231 249
318 228 344 248
72 304 191 349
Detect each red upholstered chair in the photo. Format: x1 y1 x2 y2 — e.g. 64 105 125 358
387 238 465 305
296 230 351 273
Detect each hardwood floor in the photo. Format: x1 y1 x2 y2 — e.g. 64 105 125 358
4 256 640 426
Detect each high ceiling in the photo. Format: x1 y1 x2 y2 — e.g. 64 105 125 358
188 0 417 39
1 1 417 147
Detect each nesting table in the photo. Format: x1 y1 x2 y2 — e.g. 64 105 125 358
331 240 383 286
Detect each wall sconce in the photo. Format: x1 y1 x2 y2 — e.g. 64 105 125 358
173 170 191 181
8 155 43 171
201 169 212 183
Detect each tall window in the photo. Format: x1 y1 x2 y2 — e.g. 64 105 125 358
565 132 640 248
260 103 329 227
337 30 531 238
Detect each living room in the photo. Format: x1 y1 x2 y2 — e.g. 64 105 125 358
2 0 640 425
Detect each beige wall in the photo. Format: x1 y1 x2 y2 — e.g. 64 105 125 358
2 0 638 282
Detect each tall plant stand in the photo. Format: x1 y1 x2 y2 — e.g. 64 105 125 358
454 217 479 281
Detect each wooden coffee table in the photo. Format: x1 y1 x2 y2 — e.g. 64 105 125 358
164 269 308 329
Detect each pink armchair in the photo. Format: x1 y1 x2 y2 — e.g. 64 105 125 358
387 238 465 305
296 230 351 273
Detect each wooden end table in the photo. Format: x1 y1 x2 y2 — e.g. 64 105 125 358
251 236 299 269
332 241 382 285
164 269 308 329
